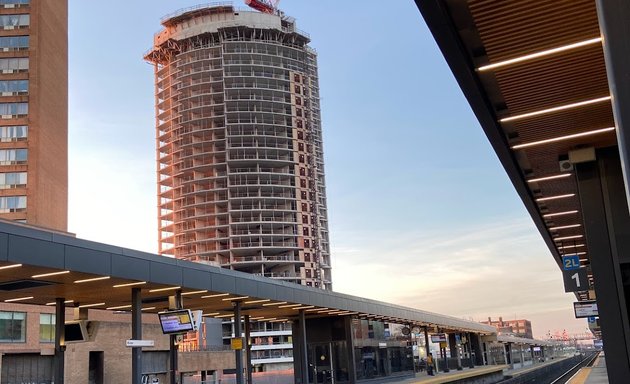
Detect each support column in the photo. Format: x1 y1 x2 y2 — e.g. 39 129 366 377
234 301 244 384
54 298 65 384
343 316 357 384
575 148 630 382
298 309 309 384
170 291 182 384
132 288 142 384
244 315 252 384
596 0 630 207
467 333 474 368
423 327 430 359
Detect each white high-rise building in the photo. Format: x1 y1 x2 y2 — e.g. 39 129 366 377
145 3 332 370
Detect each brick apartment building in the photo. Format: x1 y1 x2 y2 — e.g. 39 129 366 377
481 317 534 339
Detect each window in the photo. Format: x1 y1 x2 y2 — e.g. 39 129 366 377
0 102 28 116
0 35 28 50
0 311 26 342
0 148 27 164
297 131 303 140
0 195 26 212
295 96 302 105
0 79 27 94
0 171 26 188
294 74 300 83
303 227 309 236
0 125 27 141
0 0 30 5
294 85 301 94
296 108 302 117
0 57 28 72
0 14 29 28
40 313 55 343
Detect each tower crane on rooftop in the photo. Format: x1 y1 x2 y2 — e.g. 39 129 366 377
245 0 280 14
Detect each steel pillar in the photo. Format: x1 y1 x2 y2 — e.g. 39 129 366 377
54 298 65 384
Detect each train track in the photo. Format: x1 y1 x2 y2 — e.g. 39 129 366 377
549 352 600 384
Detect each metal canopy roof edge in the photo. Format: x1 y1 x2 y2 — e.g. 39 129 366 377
0 221 494 334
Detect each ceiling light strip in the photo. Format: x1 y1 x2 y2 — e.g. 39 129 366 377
5 296 33 303
78 302 106 309
201 293 230 299
262 301 287 307
74 276 111 284
244 299 271 304
527 174 571 183
0 263 22 270
32 270 71 278
512 127 615 150
557 244 585 249
106 304 132 310
148 286 181 293
543 210 579 218
46 300 74 306
181 290 208 296
221 296 250 301
113 281 147 288
549 224 581 231
501 96 611 123
536 194 575 202
477 37 602 72
554 235 584 241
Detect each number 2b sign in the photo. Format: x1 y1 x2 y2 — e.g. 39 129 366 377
563 267 588 293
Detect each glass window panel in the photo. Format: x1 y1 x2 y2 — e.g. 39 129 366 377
0 311 26 342
0 14 29 27
39 313 55 343
0 80 28 93
0 102 28 115
0 36 28 49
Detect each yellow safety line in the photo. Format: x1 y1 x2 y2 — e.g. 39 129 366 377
567 367 592 384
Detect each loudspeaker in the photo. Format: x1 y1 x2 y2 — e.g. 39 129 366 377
559 159 573 172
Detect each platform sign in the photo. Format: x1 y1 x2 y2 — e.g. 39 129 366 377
430 333 447 343
574 301 598 318
126 339 155 347
231 337 243 350
562 255 581 271
562 267 588 292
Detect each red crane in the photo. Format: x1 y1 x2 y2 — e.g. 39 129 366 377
245 0 280 14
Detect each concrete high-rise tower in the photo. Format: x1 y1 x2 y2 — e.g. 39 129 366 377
145 4 332 290
0 0 68 231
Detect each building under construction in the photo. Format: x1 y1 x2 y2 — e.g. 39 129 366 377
144 2 332 369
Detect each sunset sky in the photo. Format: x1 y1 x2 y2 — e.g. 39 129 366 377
67 0 588 338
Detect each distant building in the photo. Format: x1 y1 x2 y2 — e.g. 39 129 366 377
481 317 533 339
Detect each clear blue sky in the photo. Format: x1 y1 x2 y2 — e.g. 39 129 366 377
67 1 587 338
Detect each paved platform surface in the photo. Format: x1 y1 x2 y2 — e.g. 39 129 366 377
568 352 608 384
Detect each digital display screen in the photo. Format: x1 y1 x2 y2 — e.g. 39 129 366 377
158 309 194 334
574 301 598 318
430 334 447 343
